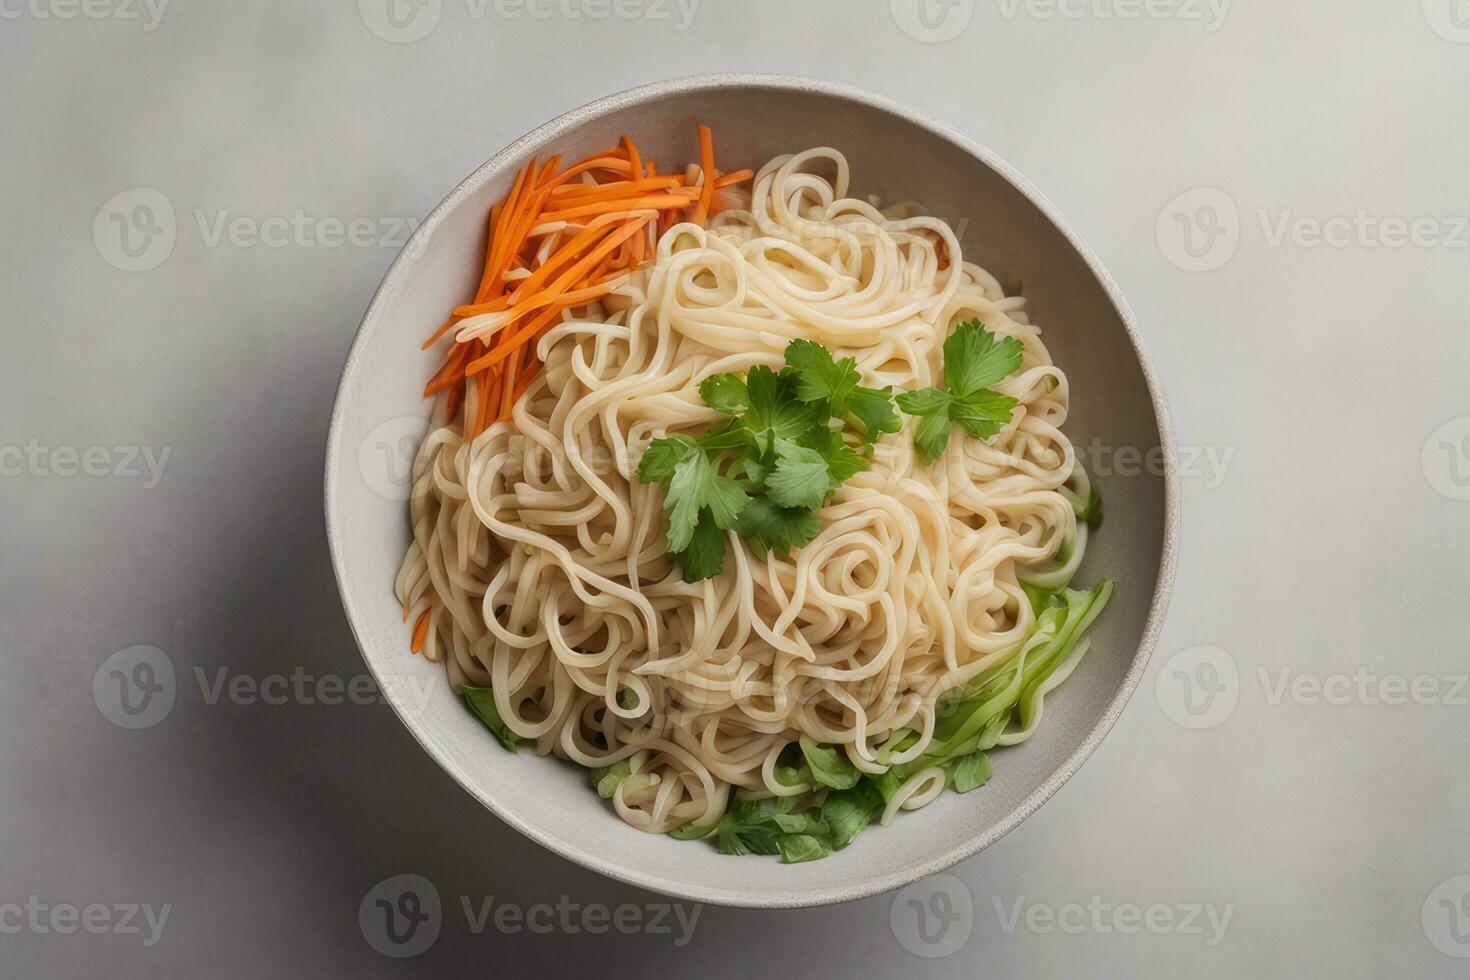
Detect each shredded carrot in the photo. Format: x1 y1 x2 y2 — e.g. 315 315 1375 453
714 169 753 188
481 160 534 297
622 135 643 188
692 125 716 226
410 609 432 653
548 175 686 202
418 126 751 441
537 192 698 224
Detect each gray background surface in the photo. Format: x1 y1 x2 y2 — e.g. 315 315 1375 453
3 1 1469 976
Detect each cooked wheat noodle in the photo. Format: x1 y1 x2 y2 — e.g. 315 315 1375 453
395 148 1087 832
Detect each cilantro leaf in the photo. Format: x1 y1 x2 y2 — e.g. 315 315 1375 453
784 339 860 412
698 373 751 415
911 409 955 462
697 417 759 455
637 434 697 483
735 496 821 557
703 473 750 530
737 455 771 489
949 388 1018 440
745 365 821 443
664 451 749 553
766 441 833 509
897 322 1024 463
800 425 867 485
896 388 956 462
895 387 953 416
639 339 910 578
848 386 901 441
943 319 1024 397
676 509 728 581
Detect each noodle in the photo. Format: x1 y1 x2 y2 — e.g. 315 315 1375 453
396 147 1093 835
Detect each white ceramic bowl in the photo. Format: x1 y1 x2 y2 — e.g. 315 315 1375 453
325 74 1178 908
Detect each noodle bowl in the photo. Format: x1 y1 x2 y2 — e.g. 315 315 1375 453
395 147 1095 837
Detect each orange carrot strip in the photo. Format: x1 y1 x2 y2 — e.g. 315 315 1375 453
500 209 652 305
482 160 533 285
548 175 686 202
692 125 716 226
465 283 597 377
410 610 432 653
423 341 474 396
444 374 464 420
486 181 557 297
538 192 698 224
498 353 520 421
497 218 648 325
539 155 629 191
714 168 753 188
421 313 462 350
622 135 643 188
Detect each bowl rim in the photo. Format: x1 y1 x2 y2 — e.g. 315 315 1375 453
324 72 1180 909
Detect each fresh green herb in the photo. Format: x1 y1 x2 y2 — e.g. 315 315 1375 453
708 791 839 863
637 341 899 582
593 758 634 799
734 497 822 558
799 735 862 790
949 751 993 793
1064 484 1103 528
697 373 752 414
848 385 903 441
459 685 522 751
663 451 749 553
821 782 885 848
676 510 730 581
765 441 834 509
716 820 781 856
896 319 1024 462
784 339 861 410
775 834 833 864
668 820 718 840
772 811 830 835
715 794 798 856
